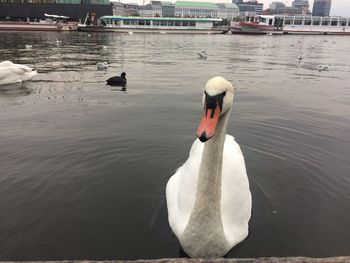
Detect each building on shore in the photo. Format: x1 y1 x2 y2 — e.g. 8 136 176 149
232 0 263 15
161 2 175 17
175 1 219 18
0 0 112 21
269 1 285 12
216 3 239 20
312 0 332 17
265 0 309 16
292 0 309 15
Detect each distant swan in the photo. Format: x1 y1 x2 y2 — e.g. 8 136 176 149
106 72 127 87
0 61 37 86
166 77 252 258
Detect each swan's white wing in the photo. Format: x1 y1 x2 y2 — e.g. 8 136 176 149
0 61 14 67
0 64 37 86
166 139 204 237
12 63 34 73
21 70 37 81
221 135 252 246
0 67 22 86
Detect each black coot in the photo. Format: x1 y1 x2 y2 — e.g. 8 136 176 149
106 72 127 87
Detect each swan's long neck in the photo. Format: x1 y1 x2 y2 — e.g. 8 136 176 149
180 108 231 257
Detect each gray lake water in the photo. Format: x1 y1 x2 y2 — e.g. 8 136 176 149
0 32 350 260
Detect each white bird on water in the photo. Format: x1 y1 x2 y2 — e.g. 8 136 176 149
96 62 108 70
166 77 251 258
56 39 62 46
298 55 303 60
0 61 37 86
198 50 207 59
25 44 33 49
318 64 329 71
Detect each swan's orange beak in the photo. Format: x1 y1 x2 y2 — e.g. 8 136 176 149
197 105 221 142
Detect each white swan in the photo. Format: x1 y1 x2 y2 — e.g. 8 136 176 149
0 61 37 86
166 77 252 258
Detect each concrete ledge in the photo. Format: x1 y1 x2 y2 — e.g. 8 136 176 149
2 258 350 263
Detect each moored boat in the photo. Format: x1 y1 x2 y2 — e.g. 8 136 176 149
230 16 275 34
78 16 224 34
0 14 78 32
230 15 350 35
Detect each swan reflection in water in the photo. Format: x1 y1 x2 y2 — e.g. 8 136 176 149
0 83 33 97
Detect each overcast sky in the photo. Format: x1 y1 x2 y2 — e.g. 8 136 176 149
120 0 350 17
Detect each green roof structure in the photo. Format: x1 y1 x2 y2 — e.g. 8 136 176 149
175 1 218 8
215 3 239 9
161 1 174 6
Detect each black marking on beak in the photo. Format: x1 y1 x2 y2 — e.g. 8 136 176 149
204 91 226 117
198 132 209 142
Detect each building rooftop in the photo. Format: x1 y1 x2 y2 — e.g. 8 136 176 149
175 1 219 8
161 1 174 6
216 3 239 9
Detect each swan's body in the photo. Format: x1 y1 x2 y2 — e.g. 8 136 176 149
0 61 37 86
166 77 251 258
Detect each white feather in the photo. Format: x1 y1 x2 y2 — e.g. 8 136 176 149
0 61 37 86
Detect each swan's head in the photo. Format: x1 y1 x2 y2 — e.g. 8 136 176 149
121 72 126 78
197 76 234 143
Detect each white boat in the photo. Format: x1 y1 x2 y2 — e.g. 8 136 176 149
230 16 275 34
0 14 77 32
78 16 224 34
281 16 350 35
231 15 350 35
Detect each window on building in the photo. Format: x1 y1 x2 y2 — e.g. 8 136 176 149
168 21 174 26
175 21 181 26
124 20 130 25
331 20 338 26
161 21 167 26
146 20 151 25
182 21 188 26
189 21 195 27
153 20 160 26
